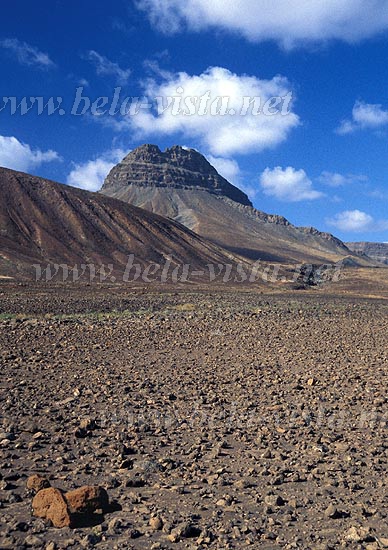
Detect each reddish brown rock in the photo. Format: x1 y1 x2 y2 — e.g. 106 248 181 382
27 474 51 493
32 488 72 528
64 486 109 514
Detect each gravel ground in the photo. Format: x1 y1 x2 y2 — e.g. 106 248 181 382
0 286 387 549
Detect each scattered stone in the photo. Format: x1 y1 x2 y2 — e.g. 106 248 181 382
74 428 88 439
79 418 96 431
168 522 201 542
261 449 272 459
129 529 142 539
80 533 101 547
344 526 373 543
324 504 342 519
119 458 134 470
264 494 285 507
149 516 163 531
108 517 123 533
24 535 43 547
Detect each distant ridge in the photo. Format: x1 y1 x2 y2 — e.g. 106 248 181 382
347 242 388 265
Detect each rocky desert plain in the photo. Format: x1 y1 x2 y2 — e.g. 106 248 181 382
0 276 387 550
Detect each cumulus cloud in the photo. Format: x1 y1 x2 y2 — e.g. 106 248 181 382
337 101 388 134
0 136 60 172
260 166 324 202
66 149 126 191
0 38 55 69
85 50 131 84
318 171 368 187
136 0 388 48
208 155 258 199
327 210 388 232
126 66 299 157
207 156 242 186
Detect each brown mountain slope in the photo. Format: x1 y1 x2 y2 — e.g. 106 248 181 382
101 145 362 265
0 167 240 279
347 242 388 265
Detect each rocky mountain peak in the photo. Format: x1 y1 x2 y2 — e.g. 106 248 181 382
102 144 253 207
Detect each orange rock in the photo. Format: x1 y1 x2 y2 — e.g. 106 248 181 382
32 487 72 528
64 486 109 514
27 474 50 493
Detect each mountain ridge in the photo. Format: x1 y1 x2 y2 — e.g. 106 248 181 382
0 166 241 279
101 144 359 265
347 242 388 265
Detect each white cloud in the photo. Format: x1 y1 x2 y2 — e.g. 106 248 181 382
66 149 126 191
327 210 388 232
207 156 241 186
208 154 258 199
136 0 388 48
318 171 368 187
0 136 60 172
126 66 299 157
368 189 388 200
337 101 388 134
260 166 324 202
85 50 131 84
0 38 55 69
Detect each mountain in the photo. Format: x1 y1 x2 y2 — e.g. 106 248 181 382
101 144 358 265
347 242 388 265
0 167 240 280
103 144 252 207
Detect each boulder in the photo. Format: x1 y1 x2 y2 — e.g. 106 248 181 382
64 486 109 514
32 488 72 528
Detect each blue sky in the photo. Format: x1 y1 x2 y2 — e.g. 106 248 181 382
1 0 388 242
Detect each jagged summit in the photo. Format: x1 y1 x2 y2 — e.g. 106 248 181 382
102 144 253 207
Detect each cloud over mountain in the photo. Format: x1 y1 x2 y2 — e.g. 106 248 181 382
66 149 126 191
125 66 299 157
327 210 388 232
260 166 324 202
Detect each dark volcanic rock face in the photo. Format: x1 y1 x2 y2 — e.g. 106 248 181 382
102 144 253 207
